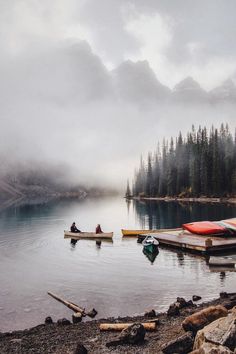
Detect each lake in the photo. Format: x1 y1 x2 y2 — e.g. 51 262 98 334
0 196 236 332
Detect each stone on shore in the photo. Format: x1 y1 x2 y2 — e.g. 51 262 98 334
119 323 146 344
105 323 146 347
45 316 53 324
193 295 202 302
72 312 83 324
167 303 180 316
220 292 236 299
177 297 194 309
86 308 98 318
74 343 88 354
144 309 156 318
162 332 194 354
193 308 236 352
222 295 236 310
57 318 71 326
167 297 195 317
182 305 228 333
190 343 233 353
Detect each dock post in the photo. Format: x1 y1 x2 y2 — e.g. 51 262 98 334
205 238 213 248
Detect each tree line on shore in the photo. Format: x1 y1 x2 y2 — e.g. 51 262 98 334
128 123 236 198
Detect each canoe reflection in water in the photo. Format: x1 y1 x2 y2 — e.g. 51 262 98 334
70 238 104 249
143 247 159 264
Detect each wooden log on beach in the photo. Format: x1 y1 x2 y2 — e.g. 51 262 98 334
48 291 85 315
99 322 156 331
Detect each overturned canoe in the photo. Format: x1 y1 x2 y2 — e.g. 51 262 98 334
183 220 236 236
122 228 181 236
64 231 113 239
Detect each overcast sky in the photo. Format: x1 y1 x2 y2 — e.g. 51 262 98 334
2 0 236 88
0 0 236 189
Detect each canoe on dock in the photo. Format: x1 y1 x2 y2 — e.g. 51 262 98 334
64 231 113 240
146 229 236 254
122 228 181 236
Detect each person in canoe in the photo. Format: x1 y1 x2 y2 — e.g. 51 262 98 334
95 224 103 234
70 222 81 233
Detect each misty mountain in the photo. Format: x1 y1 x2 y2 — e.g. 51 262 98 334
112 60 171 103
0 162 84 201
209 79 236 103
172 76 208 103
112 63 236 104
3 41 113 106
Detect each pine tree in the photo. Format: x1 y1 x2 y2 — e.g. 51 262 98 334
131 123 236 198
125 179 131 198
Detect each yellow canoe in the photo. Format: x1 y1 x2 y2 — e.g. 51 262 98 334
121 228 182 236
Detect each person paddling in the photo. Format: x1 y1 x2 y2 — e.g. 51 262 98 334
70 222 81 233
95 224 103 234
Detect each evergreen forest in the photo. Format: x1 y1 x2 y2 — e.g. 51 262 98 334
129 123 236 198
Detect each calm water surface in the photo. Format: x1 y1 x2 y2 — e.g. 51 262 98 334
0 196 236 331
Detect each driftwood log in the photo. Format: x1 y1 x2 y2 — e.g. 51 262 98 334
47 292 97 318
99 322 156 331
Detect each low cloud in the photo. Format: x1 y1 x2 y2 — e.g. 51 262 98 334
0 1 236 191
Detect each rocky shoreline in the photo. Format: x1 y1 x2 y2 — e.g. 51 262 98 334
1 293 236 353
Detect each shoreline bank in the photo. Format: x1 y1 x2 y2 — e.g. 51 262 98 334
0 293 234 354
129 196 236 204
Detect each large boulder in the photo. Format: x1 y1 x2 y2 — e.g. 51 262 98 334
193 309 236 352
162 332 194 353
182 305 228 333
190 342 233 353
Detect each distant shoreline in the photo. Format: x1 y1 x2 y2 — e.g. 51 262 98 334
126 196 236 204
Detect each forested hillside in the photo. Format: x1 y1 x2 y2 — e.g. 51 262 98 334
131 124 236 198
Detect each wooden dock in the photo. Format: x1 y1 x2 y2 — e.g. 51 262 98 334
147 230 236 255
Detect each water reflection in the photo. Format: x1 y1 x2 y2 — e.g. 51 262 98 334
0 196 236 332
70 239 78 246
176 252 185 267
96 240 102 248
133 199 236 229
69 238 105 250
142 248 159 264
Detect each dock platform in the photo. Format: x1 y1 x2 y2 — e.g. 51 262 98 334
148 230 236 254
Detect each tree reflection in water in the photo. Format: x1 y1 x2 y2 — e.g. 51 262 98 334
133 199 236 230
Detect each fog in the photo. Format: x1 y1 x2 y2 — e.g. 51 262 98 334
0 1 236 191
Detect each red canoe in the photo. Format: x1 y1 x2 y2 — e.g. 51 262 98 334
182 221 226 235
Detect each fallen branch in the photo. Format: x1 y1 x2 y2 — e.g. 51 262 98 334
47 291 97 318
99 322 156 331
